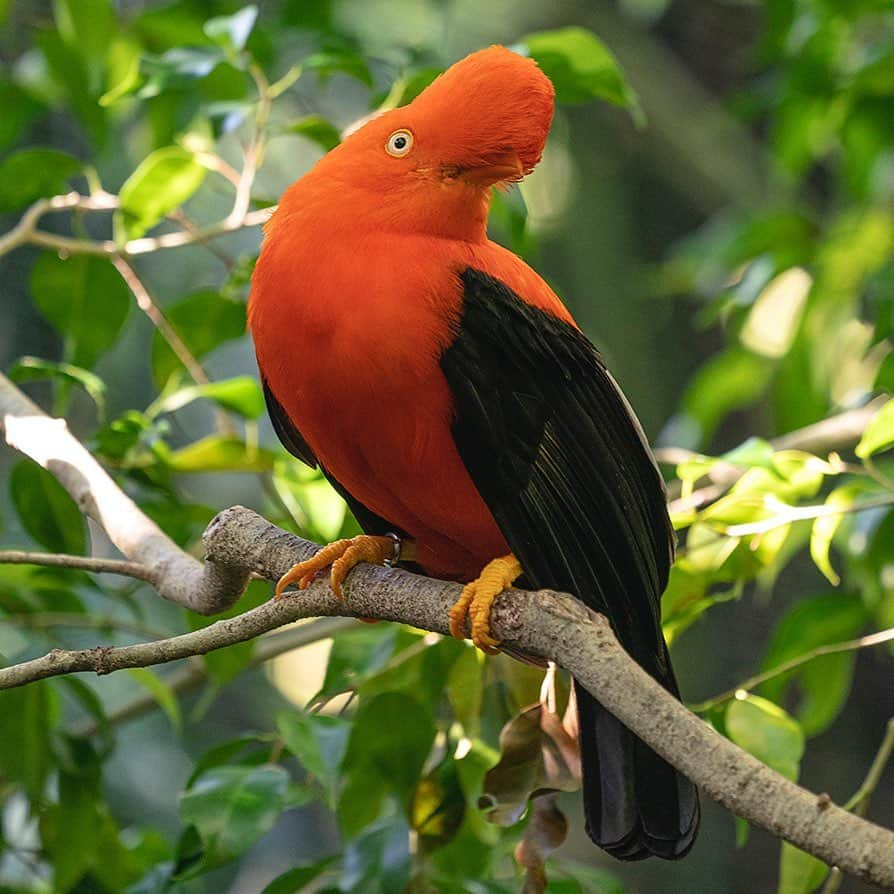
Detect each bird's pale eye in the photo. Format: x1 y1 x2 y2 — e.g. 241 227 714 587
385 129 414 157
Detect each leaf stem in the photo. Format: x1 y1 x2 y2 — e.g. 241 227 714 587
689 628 894 714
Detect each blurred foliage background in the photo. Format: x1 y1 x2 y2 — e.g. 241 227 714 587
0 0 893 892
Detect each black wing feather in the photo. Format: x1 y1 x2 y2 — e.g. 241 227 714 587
441 268 698 860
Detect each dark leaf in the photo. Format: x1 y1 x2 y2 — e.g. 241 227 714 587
150 289 246 388
29 252 130 370
0 148 80 212
10 460 86 554
178 764 290 873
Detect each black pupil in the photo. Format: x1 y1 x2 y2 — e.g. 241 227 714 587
394 136 406 149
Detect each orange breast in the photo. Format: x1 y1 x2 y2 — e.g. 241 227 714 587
250 229 510 579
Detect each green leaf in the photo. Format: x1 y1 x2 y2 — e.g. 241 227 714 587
179 764 290 872
204 5 258 54
521 27 641 118
153 376 265 419
53 0 114 62
115 146 206 241
0 681 59 800
725 694 804 780
760 593 867 736
8 356 106 418
856 398 894 459
303 50 373 86
0 81 44 152
286 114 341 151
10 460 86 554
126 668 181 732
151 290 246 388
261 858 337 894
0 148 81 212
810 484 871 585
29 253 130 370
277 710 350 808
410 757 466 852
165 435 277 472
339 693 436 835
778 842 829 894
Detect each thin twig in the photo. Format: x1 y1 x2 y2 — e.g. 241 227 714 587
689 628 894 714
110 257 235 436
0 549 156 583
0 195 270 260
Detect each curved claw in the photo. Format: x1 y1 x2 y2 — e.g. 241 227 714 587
274 535 396 601
448 554 522 654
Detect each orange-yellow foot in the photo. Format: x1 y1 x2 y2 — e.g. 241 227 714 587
448 554 523 654
274 534 400 600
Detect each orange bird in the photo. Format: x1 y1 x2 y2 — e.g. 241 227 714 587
249 46 699 859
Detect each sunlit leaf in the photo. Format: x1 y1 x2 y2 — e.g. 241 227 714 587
810 484 871 585
165 435 277 472
725 694 804 780
778 842 829 894
856 398 894 459
115 146 206 241
153 376 265 419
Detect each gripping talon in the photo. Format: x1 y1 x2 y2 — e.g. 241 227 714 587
274 534 399 601
449 554 522 653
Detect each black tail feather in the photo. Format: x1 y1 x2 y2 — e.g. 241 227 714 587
576 683 699 861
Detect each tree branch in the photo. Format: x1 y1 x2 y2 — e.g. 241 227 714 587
0 373 249 614
1 504 892 889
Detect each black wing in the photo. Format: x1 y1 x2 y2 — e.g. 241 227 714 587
440 268 697 860
261 377 403 538
441 268 674 679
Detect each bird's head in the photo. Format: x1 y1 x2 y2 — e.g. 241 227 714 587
278 46 555 241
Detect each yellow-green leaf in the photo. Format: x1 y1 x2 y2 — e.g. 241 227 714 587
115 146 206 241
726 694 804 780
778 842 829 894
856 398 894 459
166 436 276 472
